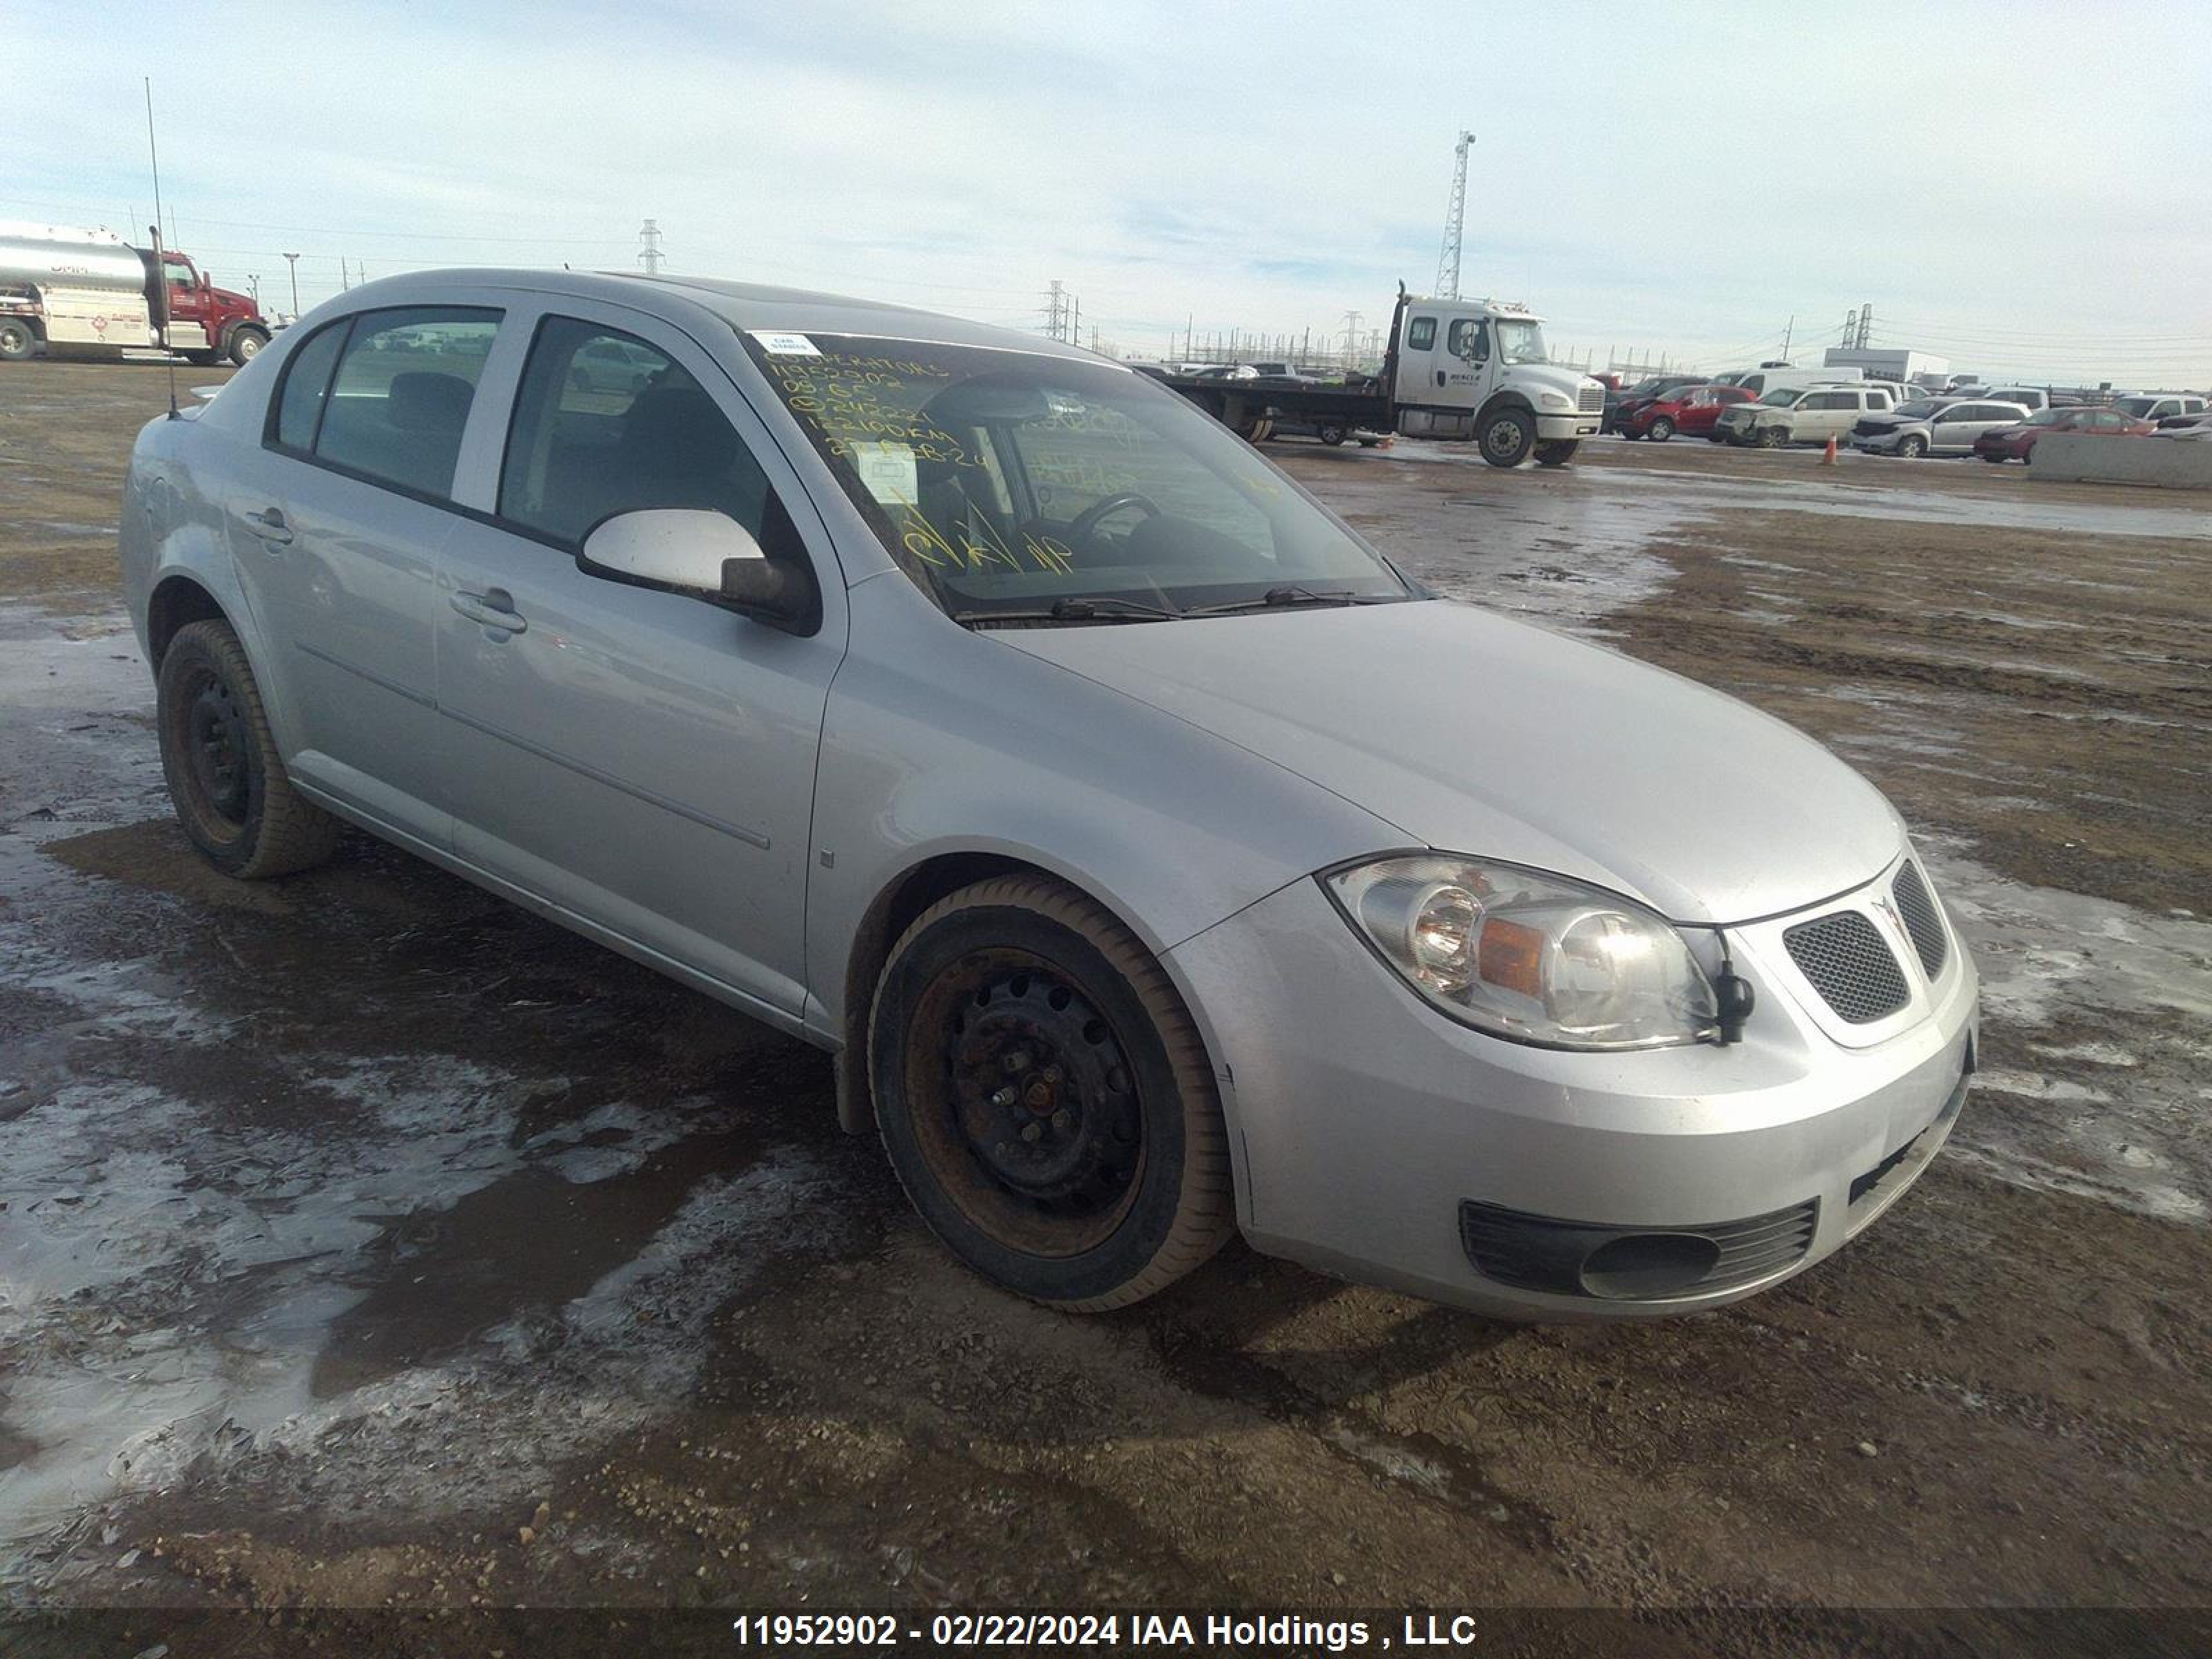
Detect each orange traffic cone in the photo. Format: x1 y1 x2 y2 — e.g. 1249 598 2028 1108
1821 435 1839 466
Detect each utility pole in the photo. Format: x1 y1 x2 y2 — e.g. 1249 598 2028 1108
247 273 261 306
1070 292 1080 348
637 218 664 276
1434 129 1475 299
1781 315 1792 362
283 252 300 317
339 257 350 292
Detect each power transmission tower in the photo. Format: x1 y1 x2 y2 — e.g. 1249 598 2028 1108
1042 280 1068 341
1340 310 1362 366
637 219 664 276
1855 303 1873 349
1841 308 1858 348
1434 129 1475 298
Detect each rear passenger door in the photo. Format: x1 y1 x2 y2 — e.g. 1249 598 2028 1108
1794 391 1855 441
223 304 502 842
433 302 846 1022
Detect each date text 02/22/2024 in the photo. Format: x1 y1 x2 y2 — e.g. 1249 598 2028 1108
726 1611 1484 1649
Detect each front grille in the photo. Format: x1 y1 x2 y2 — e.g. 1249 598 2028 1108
1891 862 1949 977
1577 383 1603 413
1853 418 1892 438
1459 1198 1819 1300
1783 911 1911 1022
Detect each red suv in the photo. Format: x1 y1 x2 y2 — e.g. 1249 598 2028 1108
1974 405 2155 463
1627 384 1756 442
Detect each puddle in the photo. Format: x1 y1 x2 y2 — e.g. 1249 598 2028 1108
1579 465 2212 542
1920 840 2212 1226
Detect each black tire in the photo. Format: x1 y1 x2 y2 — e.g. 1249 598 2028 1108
1897 433 1928 459
1705 431 1727 443
1533 439 1578 467
185 350 221 367
1477 406 1537 468
0 317 36 361
229 327 270 366
868 874 1234 1311
156 619 343 879
1618 427 1640 440
1756 425 1788 449
1647 416 1676 442
1981 453 2004 463
1318 422 1349 447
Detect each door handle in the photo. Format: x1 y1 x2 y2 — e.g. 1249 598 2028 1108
1435 370 1447 387
451 588 527 635
243 507 293 546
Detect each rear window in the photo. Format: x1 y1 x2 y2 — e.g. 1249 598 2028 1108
270 306 501 500
270 322 348 452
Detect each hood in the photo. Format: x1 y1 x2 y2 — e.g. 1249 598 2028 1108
997 601 1903 925
209 286 256 312
1510 364 1598 401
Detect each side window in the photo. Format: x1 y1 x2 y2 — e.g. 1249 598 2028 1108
310 307 500 499
498 315 782 553
1406 317 1437 351
1803 392 1846 411
268 320 349 453
1446 319 1488 361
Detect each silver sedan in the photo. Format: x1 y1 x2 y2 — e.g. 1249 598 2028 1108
118 270 1976 1318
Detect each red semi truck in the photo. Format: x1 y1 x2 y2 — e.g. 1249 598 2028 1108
0 221 272 366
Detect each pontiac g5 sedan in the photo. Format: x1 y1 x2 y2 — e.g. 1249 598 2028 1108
120 270 1976 1318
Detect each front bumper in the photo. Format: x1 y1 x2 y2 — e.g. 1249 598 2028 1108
1169 861 1978 1320
1538 411 1601 440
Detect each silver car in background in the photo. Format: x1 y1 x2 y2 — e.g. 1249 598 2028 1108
118 270 1976 1320
1849 396 2034 458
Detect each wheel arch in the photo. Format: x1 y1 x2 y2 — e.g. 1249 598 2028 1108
1475 390 1536 424
147 570 232 668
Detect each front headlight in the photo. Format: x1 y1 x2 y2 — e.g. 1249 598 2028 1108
1537 391 1572 410
1323 856 1719 1050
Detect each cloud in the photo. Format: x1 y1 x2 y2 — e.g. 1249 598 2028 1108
10 0 2210 380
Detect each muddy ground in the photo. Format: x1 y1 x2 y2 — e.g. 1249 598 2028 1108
2 362 2209 1650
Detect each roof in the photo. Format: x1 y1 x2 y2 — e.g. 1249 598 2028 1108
346 266 1102 364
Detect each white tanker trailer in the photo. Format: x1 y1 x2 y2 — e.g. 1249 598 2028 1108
0 221 271 366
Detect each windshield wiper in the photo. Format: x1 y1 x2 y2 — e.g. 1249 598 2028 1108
954 596 1181 627
1182 585 1378 617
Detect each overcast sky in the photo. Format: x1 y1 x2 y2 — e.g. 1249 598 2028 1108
10 1 2210 384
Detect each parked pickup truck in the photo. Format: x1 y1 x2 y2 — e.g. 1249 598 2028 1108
1159 288 1604 467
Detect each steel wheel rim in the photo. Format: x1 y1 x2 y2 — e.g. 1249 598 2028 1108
177 664 251 831
903 948 1145 1257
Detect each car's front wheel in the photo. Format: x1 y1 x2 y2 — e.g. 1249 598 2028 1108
1756 425 1788 449
1647 416 1676 442
156 619 343 879
868 874 1233 1310
1898 434 1928 458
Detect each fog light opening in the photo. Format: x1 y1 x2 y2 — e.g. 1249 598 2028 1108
1577 1232 1721 1300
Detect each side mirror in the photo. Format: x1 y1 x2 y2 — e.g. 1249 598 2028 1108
577 509 816 633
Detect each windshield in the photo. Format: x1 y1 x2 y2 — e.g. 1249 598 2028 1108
746 333 1414 621
1493 319 1546 365
2023 409 2066 427
2115 397 2157 418
1895 400 1940 418
1757 388 1804 407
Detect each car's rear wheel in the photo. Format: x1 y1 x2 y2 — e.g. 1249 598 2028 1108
1318 422 1349 447
1982 453 2005 463
1898 434 1928 458
1647 416 1676 442
156 619 343 879
868 874 1233 1311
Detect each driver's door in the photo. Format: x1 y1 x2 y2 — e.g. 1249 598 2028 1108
433 301 846 1020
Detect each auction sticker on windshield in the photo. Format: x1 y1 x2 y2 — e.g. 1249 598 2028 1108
749 330 820 355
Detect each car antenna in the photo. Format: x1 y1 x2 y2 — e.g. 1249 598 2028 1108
144 77 180 420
